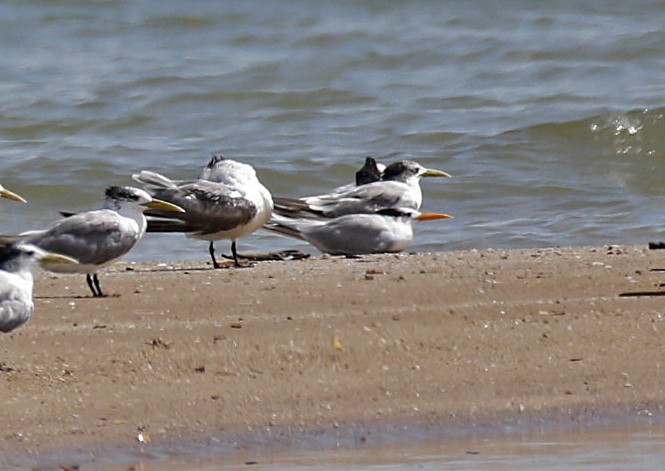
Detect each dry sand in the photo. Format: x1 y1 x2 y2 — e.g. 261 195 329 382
2 244 665 464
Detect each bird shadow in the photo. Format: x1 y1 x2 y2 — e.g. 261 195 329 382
36 294 122 300
126 266 218 273
618 290 665 298
221 249 311 262
125 250 311 273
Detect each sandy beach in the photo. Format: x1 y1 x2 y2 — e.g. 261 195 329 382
2 244 665 466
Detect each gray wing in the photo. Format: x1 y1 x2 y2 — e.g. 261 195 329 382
302 215 403 255
264 214 397 255
273 181 410 219
144 181 257 235
24 210 140 265
272 196 328 219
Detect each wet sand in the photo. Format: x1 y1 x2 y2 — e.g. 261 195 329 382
2 245 665 464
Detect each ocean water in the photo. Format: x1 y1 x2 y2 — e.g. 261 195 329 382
1 0 664 263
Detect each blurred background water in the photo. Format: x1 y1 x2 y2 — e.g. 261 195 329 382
1 0 665 261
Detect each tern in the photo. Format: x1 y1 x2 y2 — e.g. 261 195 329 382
0 243 78 333
15 186 184 297
0 184 27 203
273 160 450 220
133 154 274 268
265 209 452 256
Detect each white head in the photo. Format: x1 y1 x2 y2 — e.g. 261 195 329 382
198 154 259 185
0 243 78 273
381 161 451 184
103 186 185 213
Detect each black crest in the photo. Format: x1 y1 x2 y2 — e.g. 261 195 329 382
105 186 140 201
381 161 419 182
0 243 36 269
355 156 383 186
207 153 228 169
0 244 22 263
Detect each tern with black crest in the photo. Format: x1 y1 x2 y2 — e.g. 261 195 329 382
0 243 78 333
12 186 184 297
133 154 274 268
273 160 450 220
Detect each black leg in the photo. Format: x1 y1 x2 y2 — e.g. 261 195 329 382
231 240 241 267
209 241 221 269
86 274 97 297
92 273 105 297
85 273 104 297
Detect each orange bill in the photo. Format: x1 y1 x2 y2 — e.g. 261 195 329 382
416 212 453 221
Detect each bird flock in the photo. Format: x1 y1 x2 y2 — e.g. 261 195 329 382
0 154 452 333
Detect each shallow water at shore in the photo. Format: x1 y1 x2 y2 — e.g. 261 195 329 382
12 423 665 471
221 427 665 471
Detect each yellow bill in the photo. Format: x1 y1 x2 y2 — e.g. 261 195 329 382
423 168 452 178
39 252 79 266
0 188 27 203
143 198 185 213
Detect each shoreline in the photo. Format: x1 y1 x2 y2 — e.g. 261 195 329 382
7 400 665 470
2 244 665 466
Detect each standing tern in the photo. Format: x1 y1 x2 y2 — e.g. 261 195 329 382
133 154 274 268
16 186 184 297
265 209 452 256
0 184 27 203
0 243 78 333
273 160 451 220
